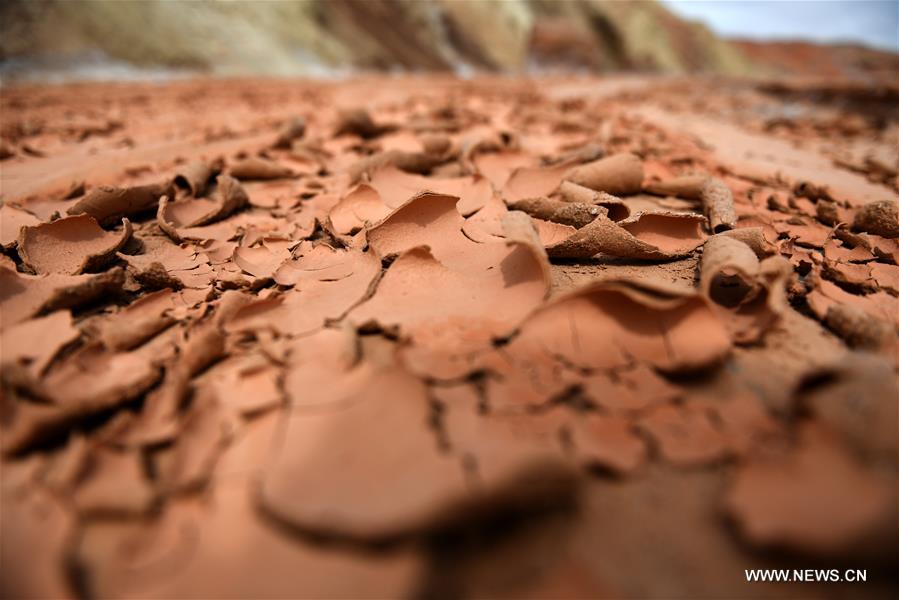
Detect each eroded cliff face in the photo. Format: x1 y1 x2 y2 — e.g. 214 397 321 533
0 0 755 77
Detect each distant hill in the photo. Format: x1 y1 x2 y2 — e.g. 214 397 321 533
0 0 754 79
1 0 895 82
733 40 899 80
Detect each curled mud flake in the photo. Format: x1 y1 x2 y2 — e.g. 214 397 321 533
1 402 67 456
350 233 550 380
823 303 897 357
461 192 510 242
736 259 791 343
272 116 306 149
563 153 644 196
157 197 201 243
550 142 606 166
97 289 178 351
334 107 388 139
0 310 79 377
569 413 646 475
173 158 223 197
556 180 596 204
0 204 40 249
328 183 391 235
263 367 576 541
795 354 898 460
793 180 832 202
358 214 550 323
437 389 579 496
158 391 236 493
0 488 74 599
546 210 706 260
158 175 249 240
348 149 445 182
178 320 227 377
725 424 894 555
0 139 15 160
74 447 157 518
870 261 899 294
638 404 730 467
473 151 534 189
532 218 577 247
788 195 818 218
618 211 707 255
690 393 783 458
119 238 214 290
822 260 875 291
70 504 201 599
508 278 732 373
0 265 125 330
815 199 851 227
242 179 300 209
259 367 469 540
582 363 681 413
823 239 874 263
229 250 379 337
700 235 760 307
852 199 898 238
700 235 792 343
867 234 899 264
273 242 357 288
774 218 830 248
502 162 571 204
420 133 452 156
556 183 631 221
483 360 583 412
41 433 90 493
228 156 294 181
78 483 424 600
508 196 604 228
832 223 873 251
700 178 737 233
718 226 777 258
282 329 376 410
63 180 87 200
42 344 161 411
11 196 79 224
119 322 225 448
17 215 132 275
807 276 899 330
205 175 249 221
367 165 492 216
365 191 479 268
2 348 159 455
67 181 175 226
232 242 291 280
207 354 283 416
458 127 517 165
643 174 708 200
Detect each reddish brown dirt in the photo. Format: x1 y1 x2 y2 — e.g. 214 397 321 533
733 40 899 80
1 76 897 599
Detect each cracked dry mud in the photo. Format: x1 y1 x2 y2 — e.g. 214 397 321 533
1 76 897 599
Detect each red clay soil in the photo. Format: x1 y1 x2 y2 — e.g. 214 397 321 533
1 75 897 599
733 39 899 81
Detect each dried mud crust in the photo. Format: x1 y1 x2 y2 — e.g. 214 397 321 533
1 76 897 599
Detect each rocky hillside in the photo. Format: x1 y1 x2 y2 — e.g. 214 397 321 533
1 0 754 78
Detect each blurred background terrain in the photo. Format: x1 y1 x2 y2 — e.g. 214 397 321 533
1 0 897 82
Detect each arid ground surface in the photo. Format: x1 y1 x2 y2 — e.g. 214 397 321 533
1 75 898 599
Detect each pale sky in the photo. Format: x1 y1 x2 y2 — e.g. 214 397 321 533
662 0 899 52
